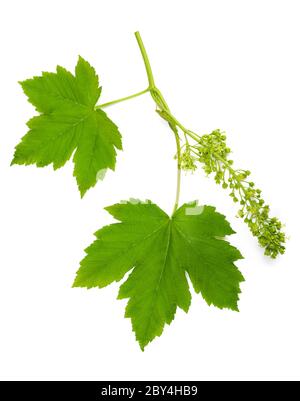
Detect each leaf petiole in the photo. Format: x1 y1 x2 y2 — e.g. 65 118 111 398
95 88 150 109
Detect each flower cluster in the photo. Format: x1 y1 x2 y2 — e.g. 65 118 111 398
193 129 286 258
180 144 197 172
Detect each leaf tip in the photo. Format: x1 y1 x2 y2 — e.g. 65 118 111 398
137 339 148 352
77 55 84 64
78 185 88 198
232 304 240 313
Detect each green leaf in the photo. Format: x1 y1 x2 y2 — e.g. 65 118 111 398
73 200 244 350
12 57 122 197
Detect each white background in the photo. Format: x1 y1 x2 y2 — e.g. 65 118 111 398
0 0 299 381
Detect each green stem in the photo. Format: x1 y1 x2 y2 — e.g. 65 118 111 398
134 32 156 89
157 109 201 142
134 31 182 213
173 130 182 214
95 88 149 109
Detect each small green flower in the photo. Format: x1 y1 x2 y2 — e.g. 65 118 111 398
181 145 197 172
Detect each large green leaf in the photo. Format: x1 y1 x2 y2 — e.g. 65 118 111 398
74 200 244 350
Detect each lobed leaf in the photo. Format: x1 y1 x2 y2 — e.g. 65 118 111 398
12 57 122 197
74 200 244 350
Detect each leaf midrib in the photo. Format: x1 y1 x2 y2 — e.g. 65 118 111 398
141 221 172 346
